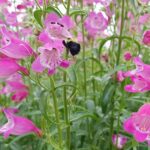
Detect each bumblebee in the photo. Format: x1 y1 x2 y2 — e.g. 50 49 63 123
62 40 80 56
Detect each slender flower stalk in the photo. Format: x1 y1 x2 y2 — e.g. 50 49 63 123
91 40 96 102
34 0 42 10
81 0 87 99
50 77 62 148
62 1 71 149
110 0 125 149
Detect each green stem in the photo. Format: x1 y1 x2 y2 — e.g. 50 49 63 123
62 1 72 149
67 0 71 15
81 0 87 99
34 0 42 10
116 0 125 66
110 1 125 149
91 40 96 102
50 77 62 149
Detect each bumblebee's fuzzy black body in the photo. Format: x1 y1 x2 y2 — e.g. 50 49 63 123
63 40 80 56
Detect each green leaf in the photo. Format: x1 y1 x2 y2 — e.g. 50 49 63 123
101 80 116 113
45 6 62 16
34 9 43 27
70 111 98 122
70 9 87 16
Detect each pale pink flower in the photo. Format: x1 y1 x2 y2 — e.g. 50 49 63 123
3 9 19 27
84 11 108 38
112 134 127 149
124 103 150 145
124 76 150 93
142 30 150 46
0 108 42 138
125 57 150 83
0 73 29 102
42 13 74 41
138 14 150 25
117 71 125 82
123 57 150 92
32 40 70 75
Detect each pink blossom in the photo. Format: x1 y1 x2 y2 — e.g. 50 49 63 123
138 14 150 25
0 26 35 59
42 13 74 41
124 51 132 61
3 9 19 27
123 103 150 145
32 40 70 75
142 30 150 46
0 57 29 79
0 108 42 138
124 76 150 93
117 71 125 82
0 73 29 102
84 11 108 38
112 134 127 149
123 57 150 92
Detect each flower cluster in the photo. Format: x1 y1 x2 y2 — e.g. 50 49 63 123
32 13 74 75
117 57 150 93
124 103 150 145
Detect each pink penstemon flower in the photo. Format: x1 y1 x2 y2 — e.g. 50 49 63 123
0 108 42 138
117 71 125 82
142 30 150 46
32 40 70 75
0 57 29 79
0 73 29 102
0 25 36 59
118 57 150 93
39 13 74 43
84 11 108 38
124 103 150 145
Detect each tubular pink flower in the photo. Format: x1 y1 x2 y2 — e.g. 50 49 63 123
0 57 29 79
84 11 108 38
42 13 74 41
142 30 150 46
3 9 19 27
123 103 150 144
117 71 125 82
0 73 29 102
124 76 150 93
0 26 36 59
32 41 70 75
112 134 127 149
123 57 150 93
0 108 42 138
138 14 150 25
